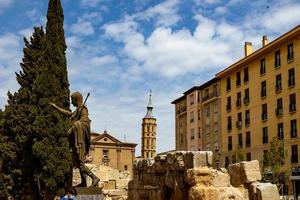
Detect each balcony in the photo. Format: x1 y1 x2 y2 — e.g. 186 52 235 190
176 106 187 115
202 92 219 102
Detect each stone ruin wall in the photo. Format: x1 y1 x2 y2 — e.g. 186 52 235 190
128 151 280 200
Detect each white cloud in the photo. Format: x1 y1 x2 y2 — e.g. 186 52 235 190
18 28 33 40
0 33 22 108
260 4 300 33
69 12 102 36
193 0 220 5
70 20 95 35
103 15 245 78
0 0 13 8
80 0 102 8
136 0 181 27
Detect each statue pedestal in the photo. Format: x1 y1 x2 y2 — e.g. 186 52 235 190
74 187 104 200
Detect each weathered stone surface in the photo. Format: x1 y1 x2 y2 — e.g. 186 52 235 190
188 185 218 200
128 151 278 200
229 160 261 187
185 167 213 186
216 187 244 200
212 170 230 188
256 183 280 200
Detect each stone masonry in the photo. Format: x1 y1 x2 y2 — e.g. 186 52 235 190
128 151 280 200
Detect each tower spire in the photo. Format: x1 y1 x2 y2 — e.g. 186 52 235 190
144 90 154 118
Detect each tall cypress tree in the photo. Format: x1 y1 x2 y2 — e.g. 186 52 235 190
31 0 72 198
0 27 45 199
0 0 72 198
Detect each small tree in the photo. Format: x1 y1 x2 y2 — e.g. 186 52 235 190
263 137 289 184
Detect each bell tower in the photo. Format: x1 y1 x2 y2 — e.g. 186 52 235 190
141 90 157 159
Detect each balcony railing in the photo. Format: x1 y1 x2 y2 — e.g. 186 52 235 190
202 92 219 102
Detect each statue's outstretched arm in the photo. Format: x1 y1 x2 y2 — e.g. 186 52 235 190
49 103 72 116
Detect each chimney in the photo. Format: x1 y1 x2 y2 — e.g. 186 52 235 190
244 42 253 57
262 35 269 47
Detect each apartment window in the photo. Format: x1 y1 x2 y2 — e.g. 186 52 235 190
275 50 281 68
276 98 283 116
244 88 250 105
287 43 294 61
213 84 218 96
190 111 194 123
278 123 284 140
260 58 266 75
245 109 250 126
226 77 231 91
190 94 194 105
289 93 296 112
246 131 251 147
238 133 243 148
236 71 241 86
291 145 298 163
180 134 183 143
225 156 229 168
262 127 268 144
198 109 201 120
198 127 201 138
228 136 232 151
190 129 195 140
262 104 268 121
246 152 251 161
204 88 209 99
275 74 282 92
244 67 249 82
236 92 242 107
227 116 232 131
227 96 231 111
237 112 242 128
261 81 266 98
291 119 297 138
288 68 295 87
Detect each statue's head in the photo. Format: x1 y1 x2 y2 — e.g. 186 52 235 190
71 92 83 107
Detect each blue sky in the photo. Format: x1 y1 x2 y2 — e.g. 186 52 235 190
1 0 300 155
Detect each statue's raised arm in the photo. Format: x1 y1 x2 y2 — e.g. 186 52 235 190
49 102 72 117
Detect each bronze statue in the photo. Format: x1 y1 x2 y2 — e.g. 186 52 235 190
49 92 100 187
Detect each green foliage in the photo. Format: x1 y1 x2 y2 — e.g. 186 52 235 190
262 137 289 184
0 0 72 199
234 146 245 163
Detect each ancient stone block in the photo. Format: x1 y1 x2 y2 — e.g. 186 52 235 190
216 187 244 200
256 183 280 200
229 160 261 187
187 151 213 168
185 167 213 186
188 185 218 200
212 170 230 188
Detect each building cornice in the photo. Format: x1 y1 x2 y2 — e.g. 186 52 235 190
216 25 300 78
